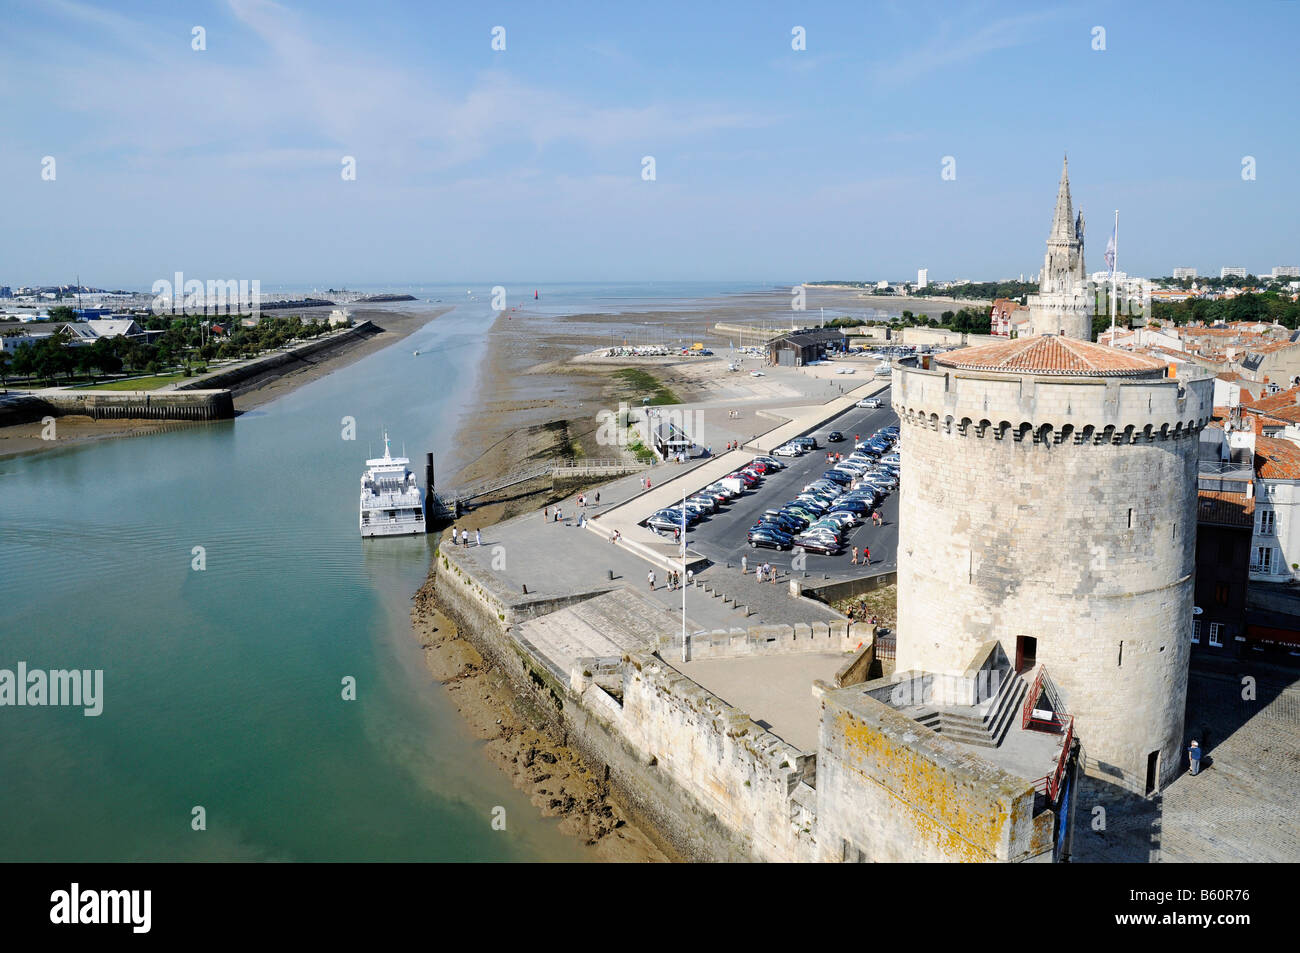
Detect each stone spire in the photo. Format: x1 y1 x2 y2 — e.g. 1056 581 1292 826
1049 154 1074 242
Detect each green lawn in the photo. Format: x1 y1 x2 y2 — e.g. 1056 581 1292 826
78 373 188 391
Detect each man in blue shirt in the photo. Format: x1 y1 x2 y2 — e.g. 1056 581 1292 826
1188 740 1202 776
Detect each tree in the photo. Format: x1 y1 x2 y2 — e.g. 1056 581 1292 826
0 350 10 390
48 305 77 322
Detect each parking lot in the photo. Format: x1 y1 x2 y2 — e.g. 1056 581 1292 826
682 390 899 581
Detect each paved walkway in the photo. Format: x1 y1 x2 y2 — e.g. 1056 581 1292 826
444 508 836 630
1072 665 1300 863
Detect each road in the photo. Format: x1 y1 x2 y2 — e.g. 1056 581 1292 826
685 390 899 581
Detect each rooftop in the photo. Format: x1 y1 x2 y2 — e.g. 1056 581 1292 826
1197 490 1255 527
1255 435 1300 480
934 334 1167 378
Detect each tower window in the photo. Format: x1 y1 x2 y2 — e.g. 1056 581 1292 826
1127 508 1134 529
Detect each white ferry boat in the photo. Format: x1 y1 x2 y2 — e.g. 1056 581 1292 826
874 359 893 377
359 434 426 537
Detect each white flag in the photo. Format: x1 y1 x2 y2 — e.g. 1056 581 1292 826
1105 224 1117 276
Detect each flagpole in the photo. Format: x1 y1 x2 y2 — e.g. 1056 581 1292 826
1110 209 1118 340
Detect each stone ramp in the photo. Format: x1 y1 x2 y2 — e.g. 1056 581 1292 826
517 588 679 678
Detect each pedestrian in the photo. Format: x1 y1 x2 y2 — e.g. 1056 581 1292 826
851 546 859 565
771 565 778 584
647 570 656 592
461 529 469 546
741 554 749 575
475 529 482 546
543 506 548 518
578 513 585 528
595 491 600 504
1188 740 1202 776
647 478 652 489
863 546 871 565
686 569 694 586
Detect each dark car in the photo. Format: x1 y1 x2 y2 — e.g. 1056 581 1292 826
793 535 839 555
755 516 802 536
822 469 853 485
827 431 844 442
795 436 818 450
748 527 793 551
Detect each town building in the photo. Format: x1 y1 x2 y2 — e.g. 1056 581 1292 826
766 328 845 367
989 297 1026 337
1221 266 1248 279
916 268 928 289
1173 268 1198 280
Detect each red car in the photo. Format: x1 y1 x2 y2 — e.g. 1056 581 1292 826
747 460 770 474
732 470 760 486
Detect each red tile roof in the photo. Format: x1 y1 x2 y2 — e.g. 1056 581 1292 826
1197 490 1256 527
934 334 1167 378
1255 436 1300 479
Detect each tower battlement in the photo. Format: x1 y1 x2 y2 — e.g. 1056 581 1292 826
893 363 1214 444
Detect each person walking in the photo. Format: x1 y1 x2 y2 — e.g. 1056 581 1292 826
594 491 600 504
461 529 469 546
1188 740 1202 776
673 526 680 543
741 554 749 575
647 570 656 592
770 565 778 585
851 546 859 565
863 546 871 565
686 568 694 586
475 529 482 546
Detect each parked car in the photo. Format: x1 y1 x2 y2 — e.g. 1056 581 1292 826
773 443 803 457
795 436 818 450
748 527 792 551
752 455 784 470
793 535 839 555
857 397 883 408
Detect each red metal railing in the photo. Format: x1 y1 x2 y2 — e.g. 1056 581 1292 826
1033 716 1074 802
1021 667 1044 729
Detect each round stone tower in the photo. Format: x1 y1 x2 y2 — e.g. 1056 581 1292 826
892 334 1214 793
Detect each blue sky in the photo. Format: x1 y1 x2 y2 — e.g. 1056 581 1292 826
2 0 1296 287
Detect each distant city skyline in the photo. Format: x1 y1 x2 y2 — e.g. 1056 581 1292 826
2 0 1297 287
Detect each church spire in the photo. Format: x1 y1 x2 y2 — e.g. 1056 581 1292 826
1049 154 1074 241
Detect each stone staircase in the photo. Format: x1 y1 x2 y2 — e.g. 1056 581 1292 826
922 671 1028 748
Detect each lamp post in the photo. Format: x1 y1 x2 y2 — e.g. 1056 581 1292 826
681 484 688 662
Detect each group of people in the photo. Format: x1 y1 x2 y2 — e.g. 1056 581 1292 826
738 555 780 584
446 527 481 547
724 440 740 451
639 476 654 490
648 568 695 592
851 546 872 566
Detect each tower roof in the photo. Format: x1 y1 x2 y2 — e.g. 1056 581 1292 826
1049 155 1074 241
933 334 1167 378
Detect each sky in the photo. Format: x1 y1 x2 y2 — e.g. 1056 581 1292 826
1 0 1297 288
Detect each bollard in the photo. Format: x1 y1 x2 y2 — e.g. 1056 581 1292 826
522 584 528 594
608 569 614 580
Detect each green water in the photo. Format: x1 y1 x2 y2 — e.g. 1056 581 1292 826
0 303 587 861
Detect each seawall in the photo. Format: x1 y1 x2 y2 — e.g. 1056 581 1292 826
175 320 382 395
0 390 234 424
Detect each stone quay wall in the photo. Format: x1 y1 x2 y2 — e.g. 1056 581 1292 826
433 545 811 861
9 389 235 423
893 364 1210 792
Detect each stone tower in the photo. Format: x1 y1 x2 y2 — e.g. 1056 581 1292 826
892 334 1213 794
1028 156 1093 340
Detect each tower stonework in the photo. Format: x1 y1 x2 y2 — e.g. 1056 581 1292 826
1028 156 1093 340
893 335 1213 794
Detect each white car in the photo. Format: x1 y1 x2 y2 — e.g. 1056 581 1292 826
750 370 765 377
857 397 882 408
773 443 803 457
